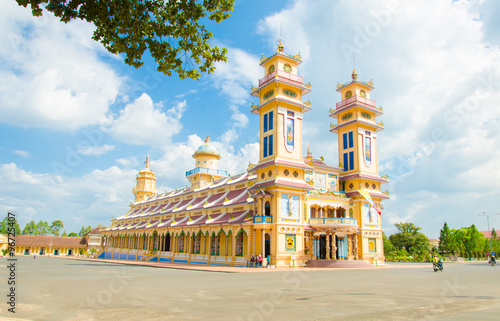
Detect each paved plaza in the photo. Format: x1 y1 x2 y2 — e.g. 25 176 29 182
1 257 499 321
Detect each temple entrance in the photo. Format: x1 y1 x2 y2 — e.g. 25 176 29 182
319 235 327 259
336 237 346 260
68 249 73 256
54 249 59 255
39 248 45 255
265 233 271 257
24 248 30 255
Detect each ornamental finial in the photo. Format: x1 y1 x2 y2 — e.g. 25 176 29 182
145 155 150 168
277 40 284 53
352 69 358 81
204 136 210 143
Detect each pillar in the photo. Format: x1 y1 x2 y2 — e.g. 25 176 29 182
332 233 337 260
261 228 265 257
326 232 331 260
354 234 359 260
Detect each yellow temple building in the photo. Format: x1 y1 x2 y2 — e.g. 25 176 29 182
101 42 389 267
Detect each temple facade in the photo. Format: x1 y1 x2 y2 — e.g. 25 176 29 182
100 42 389 267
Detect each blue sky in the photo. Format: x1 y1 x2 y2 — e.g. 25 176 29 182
1 0 500 237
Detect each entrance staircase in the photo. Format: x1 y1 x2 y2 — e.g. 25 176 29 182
305 260 373 268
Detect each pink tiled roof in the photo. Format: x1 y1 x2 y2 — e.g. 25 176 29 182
275 178 314 190
345 190 389 200
341 172 389 183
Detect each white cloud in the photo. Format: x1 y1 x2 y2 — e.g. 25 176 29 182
212 47 261 130
105 94 187 146
256 1 311 61
254 0 500 236
116 156 140 168
0 2 122 131
77 144 115 156
13 150 31 158
0 162 136 231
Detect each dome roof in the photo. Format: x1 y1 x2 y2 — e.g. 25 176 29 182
193 142 221 159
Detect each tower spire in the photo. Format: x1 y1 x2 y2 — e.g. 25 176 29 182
277 21 284 53
145 155 150 169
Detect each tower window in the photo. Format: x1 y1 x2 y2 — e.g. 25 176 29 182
343 131 354 150
264 136 268 157
263 134 273 158
269 134 273 156
343 151 355 171
263 111 273 133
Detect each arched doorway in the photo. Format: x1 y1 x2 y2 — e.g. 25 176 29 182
164 233 171 251
265 233 271 257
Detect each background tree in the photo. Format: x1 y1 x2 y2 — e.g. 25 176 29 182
0 215 21 235
464 224 483 254
35 220 51 235
382 232 396 258
438 222 452 254
450 228 468 256
68 232 78 237
78 225 92 237
22 220 37 235
389 222 430 255
61 230 68 237
16 0 234 80
50 220 64 236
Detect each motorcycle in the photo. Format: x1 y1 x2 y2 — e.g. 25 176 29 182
433 262 443 272
489 258 496 267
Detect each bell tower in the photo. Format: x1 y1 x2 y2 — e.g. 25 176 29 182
330 70 389 262
133 155 158 202
250 41 312 164
249 41 314 267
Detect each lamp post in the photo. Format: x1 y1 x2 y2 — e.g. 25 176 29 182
479 212 500 257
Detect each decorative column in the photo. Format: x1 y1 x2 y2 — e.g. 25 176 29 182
331 233 337 260
354 234 359 260
261 229 265 257
326 232 331 260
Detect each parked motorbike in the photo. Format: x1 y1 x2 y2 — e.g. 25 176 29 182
433 262 443 272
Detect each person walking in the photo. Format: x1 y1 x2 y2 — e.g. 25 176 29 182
258 254 263 267
266 254 271 268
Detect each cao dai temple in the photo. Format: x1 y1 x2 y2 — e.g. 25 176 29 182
101 42 390 267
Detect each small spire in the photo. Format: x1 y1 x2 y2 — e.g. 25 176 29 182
351 69 358 81
145 155 150 169
277 40 284 53
204 135 210 143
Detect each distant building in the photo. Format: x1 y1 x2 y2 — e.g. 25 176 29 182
84 227 104 251
0 234 8 253
428 238 439 249
13 235 87 256
480 230 498 239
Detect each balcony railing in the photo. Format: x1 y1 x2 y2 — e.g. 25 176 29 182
253 215 273 224
185 167 227 177
258 70 303 87
309 217 357 225
336 95 376 109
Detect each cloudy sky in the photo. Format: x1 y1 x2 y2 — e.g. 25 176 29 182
1 0 499 237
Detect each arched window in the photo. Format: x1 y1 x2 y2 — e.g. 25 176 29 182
265 201 271 216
